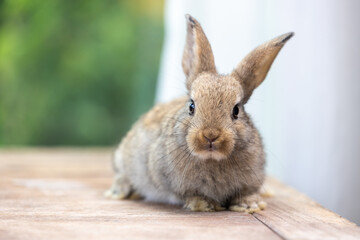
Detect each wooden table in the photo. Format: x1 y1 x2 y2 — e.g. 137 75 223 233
1 148 359 240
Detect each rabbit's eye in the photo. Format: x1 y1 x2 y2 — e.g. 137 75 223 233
232 105 239 119
189 100 195 115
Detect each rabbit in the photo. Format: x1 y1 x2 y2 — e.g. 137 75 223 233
105 14 293 212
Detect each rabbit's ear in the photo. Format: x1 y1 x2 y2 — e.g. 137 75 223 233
182 14 216 90
232 32 294 103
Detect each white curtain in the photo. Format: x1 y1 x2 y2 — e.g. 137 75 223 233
156 0 360 224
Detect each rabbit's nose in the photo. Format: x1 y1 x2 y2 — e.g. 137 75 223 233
202 129 220 144
203 135 219 144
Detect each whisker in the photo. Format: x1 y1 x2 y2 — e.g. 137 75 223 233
154 142 187 165
169 145 191 173
178 148 194 189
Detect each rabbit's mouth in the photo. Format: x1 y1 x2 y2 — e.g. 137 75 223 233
187 128 235 161
193 149 227 161
190 137 232 161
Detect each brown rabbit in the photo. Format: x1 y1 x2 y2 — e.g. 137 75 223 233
105 14 293 212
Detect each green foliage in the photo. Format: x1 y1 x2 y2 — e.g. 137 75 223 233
0 0 164 146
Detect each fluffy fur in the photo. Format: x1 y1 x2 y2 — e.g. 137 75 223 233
106 15 293 212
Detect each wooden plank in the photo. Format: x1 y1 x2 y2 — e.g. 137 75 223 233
0 148 359 240
0 148 280 240
254 178 360 240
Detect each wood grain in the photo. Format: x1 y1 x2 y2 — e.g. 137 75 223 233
0 148 359 240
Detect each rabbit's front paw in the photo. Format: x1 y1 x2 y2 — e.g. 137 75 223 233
104 188 128 200
229 194 267 213
184 196 225 212
104 175 133 200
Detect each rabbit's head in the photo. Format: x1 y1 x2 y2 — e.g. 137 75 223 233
181 15 293 161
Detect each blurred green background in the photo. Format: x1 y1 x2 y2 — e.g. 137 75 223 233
0 0 164 146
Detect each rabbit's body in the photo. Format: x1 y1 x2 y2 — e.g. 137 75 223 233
106 15 293 212
112 95 265 206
